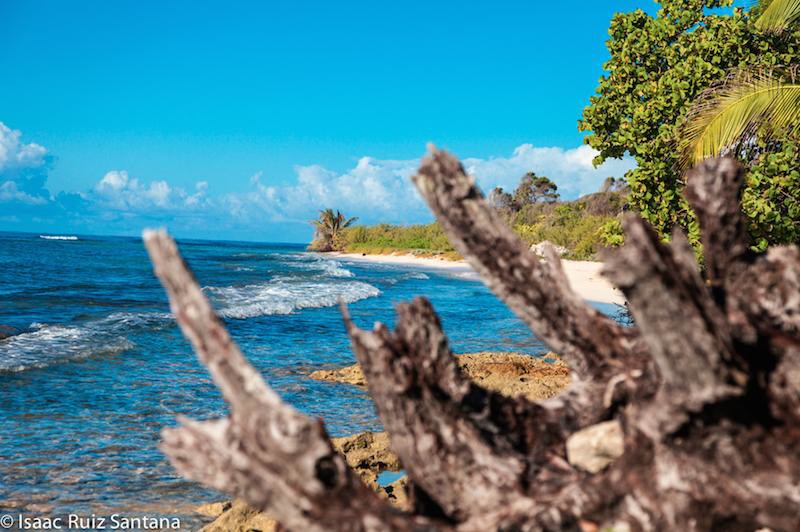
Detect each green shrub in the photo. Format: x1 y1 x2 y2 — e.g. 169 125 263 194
338 222 456 254
580 0 800 249
598 218 625 247
334 189 627 261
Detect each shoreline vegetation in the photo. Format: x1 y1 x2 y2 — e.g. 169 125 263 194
197 352 572 531
309 174 630 262
306 175 629 305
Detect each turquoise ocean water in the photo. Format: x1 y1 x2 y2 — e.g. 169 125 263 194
0 231 619 526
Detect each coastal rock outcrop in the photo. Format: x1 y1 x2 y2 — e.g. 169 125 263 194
198 500 277 532
197 431 406 530
530 240 568 257
331 431 402 487
197 352 568 529
310 351 570 401
565 420 625 473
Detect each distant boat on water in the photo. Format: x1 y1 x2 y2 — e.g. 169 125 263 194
39 235 79 241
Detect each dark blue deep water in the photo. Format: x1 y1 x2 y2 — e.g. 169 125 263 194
0 231 618 527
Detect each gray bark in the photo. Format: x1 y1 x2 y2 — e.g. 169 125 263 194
145 150 800 531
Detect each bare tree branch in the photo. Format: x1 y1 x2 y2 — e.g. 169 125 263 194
684 157 750 287
602 218 746 429
345 298 533 521
143 153 800 531
412 147 637 379
143 230 436 532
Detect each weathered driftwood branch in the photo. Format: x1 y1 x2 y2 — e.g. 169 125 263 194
602 219 745 433
146 152 800 531
143 231 434 532
684 157 751 286
413 146 640 380
344 297 590 523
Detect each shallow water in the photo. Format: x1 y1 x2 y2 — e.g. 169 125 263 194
0 231 620 526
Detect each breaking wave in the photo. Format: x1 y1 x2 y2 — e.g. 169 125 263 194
306 257 354 277
206 279 380 319
39 235 78 241
0 312 171 373
280 254 355 278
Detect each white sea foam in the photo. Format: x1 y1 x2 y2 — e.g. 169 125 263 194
206 279 380 319
379 271 431 286
310 258 354 278
284 254 355 278
0 312 171 373
39 235 78 241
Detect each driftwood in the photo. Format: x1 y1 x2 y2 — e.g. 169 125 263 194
144 150 800 531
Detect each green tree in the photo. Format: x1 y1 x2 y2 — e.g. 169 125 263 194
487 186 516 212
309 209 358 251
580 0 800 248
756 0 800 32
513 172 559 207
677 67 800 171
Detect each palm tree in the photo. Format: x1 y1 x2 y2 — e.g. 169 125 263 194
756 0 800 32
677 67 800 170
309 209 358 251
677 0 800 170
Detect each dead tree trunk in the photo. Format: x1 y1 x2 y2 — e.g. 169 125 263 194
144 151 800 531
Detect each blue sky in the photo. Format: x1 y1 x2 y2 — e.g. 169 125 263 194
0 0 660 242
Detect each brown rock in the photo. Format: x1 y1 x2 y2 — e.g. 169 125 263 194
565 420 625 474
198 431 407 529
381 476 409 511
310 363 368 387
311 351 570 401
330 431 402 486
199 500 277 532
195 501 231 519
199 352 569 529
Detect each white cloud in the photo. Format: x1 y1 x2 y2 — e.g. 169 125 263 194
230 156 425 225
228 144 635 225
0 123 47 173
0 122 52 205
184 181 208 206
0 180 47 205
93 170 204 211
464 144 636 197
146 180 171 207
0 119 638 239
97 170 132 191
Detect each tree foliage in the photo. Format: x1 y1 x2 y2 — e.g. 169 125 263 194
580 0 800 248
487 173 560 217
677 67 800 171
308 208 358 251
513 172 559 206
487 186 516 212
756 0 800 32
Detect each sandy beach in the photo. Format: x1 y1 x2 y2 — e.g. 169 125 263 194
331 252 625 306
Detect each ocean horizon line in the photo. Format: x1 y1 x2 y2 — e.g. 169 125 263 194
0 229 310 248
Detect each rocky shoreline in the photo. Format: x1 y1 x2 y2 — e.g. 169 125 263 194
195 351 570 530
310 351 570 401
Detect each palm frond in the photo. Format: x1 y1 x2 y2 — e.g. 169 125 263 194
755 0 800 32
677 67 800 171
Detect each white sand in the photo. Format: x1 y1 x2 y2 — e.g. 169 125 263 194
330 252 625 306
